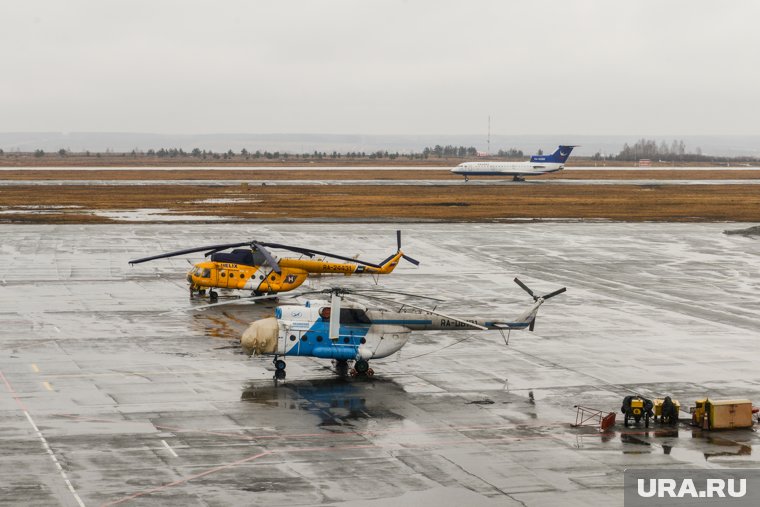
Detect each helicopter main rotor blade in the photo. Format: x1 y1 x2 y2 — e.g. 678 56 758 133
260 242 382 268
296 287 443 303
252 242 282 274
329 291 341 340
348 288 443 302
129 242 251 264
132 239 386 269
167 293 285 313
359 293 488 331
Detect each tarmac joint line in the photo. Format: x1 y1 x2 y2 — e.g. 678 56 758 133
1 370 85 507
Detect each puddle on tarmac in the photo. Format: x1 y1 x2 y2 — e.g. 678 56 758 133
241 377 406 427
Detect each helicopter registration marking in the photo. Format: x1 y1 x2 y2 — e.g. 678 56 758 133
440 319 479 327
325 264 353 273
290 321 310 330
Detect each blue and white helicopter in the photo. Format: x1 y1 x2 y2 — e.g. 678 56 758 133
240 278 566 379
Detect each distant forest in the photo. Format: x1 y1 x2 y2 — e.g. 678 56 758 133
603 138 759 163
3 145 500 161
2 139 758 162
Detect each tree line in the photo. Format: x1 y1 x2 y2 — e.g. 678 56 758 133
603 138 758 163
7 141 759 163
13 144 528 160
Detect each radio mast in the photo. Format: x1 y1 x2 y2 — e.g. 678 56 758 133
487 116 491 155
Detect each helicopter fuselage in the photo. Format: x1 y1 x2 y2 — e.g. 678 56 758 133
187 252 402 295
241 299 538 362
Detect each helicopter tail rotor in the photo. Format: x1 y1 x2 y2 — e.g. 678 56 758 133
376 230 420 268
513 278 566 331
396 230 420 266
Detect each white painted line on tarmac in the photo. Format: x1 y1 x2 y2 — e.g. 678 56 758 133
24 410 86 507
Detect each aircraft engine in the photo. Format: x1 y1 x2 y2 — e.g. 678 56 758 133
241 317 278 356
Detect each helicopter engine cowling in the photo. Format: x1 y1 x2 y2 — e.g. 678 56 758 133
241 317 279 356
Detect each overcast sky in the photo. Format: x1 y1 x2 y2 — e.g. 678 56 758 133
3 1 759 136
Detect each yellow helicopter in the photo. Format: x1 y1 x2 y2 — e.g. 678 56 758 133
129 231 419 300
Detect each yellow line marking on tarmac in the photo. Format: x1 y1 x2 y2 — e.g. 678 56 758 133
31 364 39 373
161 439 179 458
43 382 53 391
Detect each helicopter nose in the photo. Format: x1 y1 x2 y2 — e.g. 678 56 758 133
241 317 279 356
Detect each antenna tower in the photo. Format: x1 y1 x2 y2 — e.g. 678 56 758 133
487 116 491 155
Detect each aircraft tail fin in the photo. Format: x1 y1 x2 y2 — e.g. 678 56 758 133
529 145 577 164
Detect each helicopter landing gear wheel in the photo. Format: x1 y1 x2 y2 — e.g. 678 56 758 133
209 290 218 301
354 359 370 375
273 356 286 380
334 359 349 376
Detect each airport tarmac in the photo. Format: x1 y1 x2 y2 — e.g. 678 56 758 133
1 223 759 506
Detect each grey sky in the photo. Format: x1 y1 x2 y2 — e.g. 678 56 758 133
3 1 759 136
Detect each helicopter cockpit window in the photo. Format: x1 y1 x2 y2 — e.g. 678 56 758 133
339 308 371 324
200 268 211 278
319 307 331 320
252 251 268 266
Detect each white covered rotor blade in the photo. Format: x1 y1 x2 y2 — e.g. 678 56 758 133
329 292 341 340
173 293 285 313
365 294 488 331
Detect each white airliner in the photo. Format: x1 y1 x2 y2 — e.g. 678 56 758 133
451 145 577 182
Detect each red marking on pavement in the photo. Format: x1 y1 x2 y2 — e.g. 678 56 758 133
0 370 29 412
100 433 549 505
57 409 578 505
100 451 272 506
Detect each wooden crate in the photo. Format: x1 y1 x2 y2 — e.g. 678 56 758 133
708 399 753 429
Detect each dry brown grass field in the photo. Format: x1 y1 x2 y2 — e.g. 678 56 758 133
1 168 760 181
2 183 760 223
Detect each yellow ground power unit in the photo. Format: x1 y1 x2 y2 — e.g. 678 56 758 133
653 398 680 423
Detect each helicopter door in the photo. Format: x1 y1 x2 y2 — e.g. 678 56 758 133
198 267 217 288
218 268 235 288
278 322 298 355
